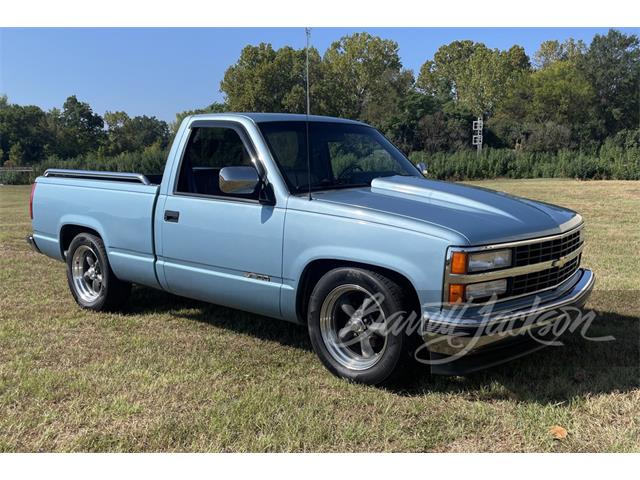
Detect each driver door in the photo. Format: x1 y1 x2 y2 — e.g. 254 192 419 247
158 122 284 319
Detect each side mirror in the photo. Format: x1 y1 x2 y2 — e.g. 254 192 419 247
416 162 428 176
219 166 259 195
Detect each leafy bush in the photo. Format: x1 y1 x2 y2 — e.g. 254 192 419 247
0 170 32 185
409 146 640 181
32 144 168 179
4 143 639 185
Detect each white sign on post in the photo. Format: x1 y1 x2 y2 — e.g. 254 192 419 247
472 116 483 152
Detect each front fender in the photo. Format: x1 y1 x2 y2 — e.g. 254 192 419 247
281 209 451 322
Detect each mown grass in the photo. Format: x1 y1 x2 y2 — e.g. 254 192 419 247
0 180 638 452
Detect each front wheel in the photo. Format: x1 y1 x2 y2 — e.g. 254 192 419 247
307 267 414 385
66 232 131 311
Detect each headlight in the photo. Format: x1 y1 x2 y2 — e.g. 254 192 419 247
467 249 512 272
447 248 513 303
465 279 508 299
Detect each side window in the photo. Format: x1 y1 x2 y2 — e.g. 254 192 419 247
176 126 257 198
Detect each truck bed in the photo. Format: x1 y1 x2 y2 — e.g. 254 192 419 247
32 169 162 289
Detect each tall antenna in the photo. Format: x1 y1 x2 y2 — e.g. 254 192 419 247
305 27 312 201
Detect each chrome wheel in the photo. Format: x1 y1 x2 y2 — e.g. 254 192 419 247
319 284 388 370
71 245 103 303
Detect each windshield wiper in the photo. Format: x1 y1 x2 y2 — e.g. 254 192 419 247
316 183 369 191
294 183 370 194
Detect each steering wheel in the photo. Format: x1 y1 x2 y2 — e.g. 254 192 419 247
337 163 364 181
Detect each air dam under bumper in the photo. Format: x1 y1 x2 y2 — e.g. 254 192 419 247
422 268 595 375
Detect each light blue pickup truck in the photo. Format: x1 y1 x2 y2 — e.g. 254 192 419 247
28 113 594 384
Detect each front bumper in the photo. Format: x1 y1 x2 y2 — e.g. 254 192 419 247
422 268 595 375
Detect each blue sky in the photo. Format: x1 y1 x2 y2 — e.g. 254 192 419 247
0 28 635 122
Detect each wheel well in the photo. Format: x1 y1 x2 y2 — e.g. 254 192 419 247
296 259 421 323
59 225 101 258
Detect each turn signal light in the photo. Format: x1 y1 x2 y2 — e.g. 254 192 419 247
448 284 465 303
451 251 467 274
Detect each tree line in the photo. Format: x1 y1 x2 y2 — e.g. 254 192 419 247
1 29 638 183
215 29 638 154
0 95 170 167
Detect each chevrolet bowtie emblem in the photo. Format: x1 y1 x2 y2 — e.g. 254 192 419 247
552 257 567 268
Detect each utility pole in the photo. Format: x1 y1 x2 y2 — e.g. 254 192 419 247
472 116 483 156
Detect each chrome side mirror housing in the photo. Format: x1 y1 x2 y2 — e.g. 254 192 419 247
416 162 428 176
219 166 260 195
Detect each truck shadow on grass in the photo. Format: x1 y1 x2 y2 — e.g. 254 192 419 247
403 310 640 403
127 286 313 351
127 286 639 404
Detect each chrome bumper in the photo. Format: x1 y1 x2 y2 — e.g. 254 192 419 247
26 235 42 254
423 268 595 357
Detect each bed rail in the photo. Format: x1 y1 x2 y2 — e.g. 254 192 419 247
43 169 153 185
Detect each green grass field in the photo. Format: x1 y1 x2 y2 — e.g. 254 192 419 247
0 180 638 452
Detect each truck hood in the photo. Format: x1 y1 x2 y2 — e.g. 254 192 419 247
308 176 580 245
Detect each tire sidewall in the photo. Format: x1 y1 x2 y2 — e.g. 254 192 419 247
66 233 110 310
307 268 407 385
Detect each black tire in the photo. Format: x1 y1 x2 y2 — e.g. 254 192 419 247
66 232 131 311
307 267 415 385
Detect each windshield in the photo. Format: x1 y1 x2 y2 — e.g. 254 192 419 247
258 121 420 194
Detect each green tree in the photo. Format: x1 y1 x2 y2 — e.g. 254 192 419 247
0 100 49 164
533 38 587 69
492 59 599 150
104 111 130 131
57 95 106 157
320 33 413 126
456 48 507 116
529 61 596 126
581 29 640 135
7 142 24 167
418 102 475 152
504 45 531 71
220 43 322 114
417 41 530 117
488 73 533 149
105 111 169 155
41 107 64 158
416 40 479 100
379 91 439 153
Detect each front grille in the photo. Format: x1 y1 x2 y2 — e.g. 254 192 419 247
452 226 585 304
513 229 582 267
511 254 581 296
469 227 584 302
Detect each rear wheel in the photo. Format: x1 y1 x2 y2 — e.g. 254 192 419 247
307 267 414 385
66 233 131 311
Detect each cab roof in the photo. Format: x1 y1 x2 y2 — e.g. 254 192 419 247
188 112 369 126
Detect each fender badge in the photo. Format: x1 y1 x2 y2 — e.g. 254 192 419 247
244 272 271 282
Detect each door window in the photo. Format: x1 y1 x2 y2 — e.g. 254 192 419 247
176 126 258 199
